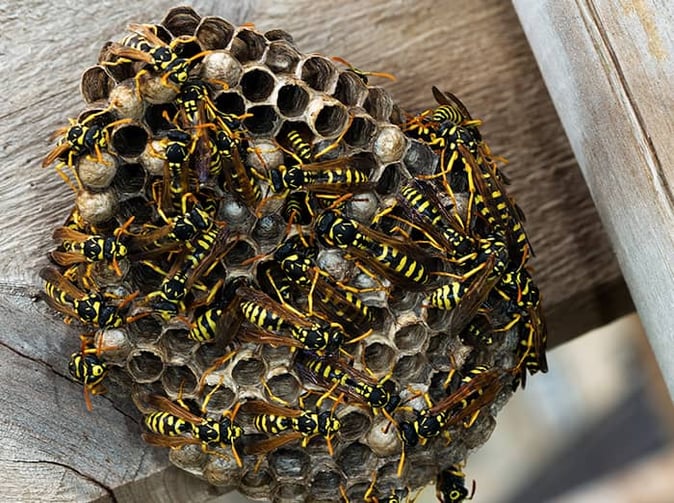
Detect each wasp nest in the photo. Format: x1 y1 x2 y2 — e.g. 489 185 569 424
41 6 547 502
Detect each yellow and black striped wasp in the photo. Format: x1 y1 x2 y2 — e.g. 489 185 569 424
395 365 505 476
104 23 202 94
271 235 372 333
127 194 216 257
51 216 134 277
141 392 243 467
242 397 341 456
436 464 475 503
314 209 433 290
40 267 138 329
42 109 130 191
331 56 396 85
68 335 109 412
295 350 399 415
187 276 246 343
238 285 345 354
141 225 234 318
466 148 533 267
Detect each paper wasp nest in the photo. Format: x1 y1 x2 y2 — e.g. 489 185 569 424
41 6 547 502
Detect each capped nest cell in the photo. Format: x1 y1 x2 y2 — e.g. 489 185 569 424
41 6 547 502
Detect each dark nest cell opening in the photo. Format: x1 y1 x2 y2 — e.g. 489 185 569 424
301 56 337 92
334 71 367 107
110 124 148 158
162 6 201 37
240 68 276 102
343 116 376 148
213 91 246 117
161 365 198 395
243 105 279 136
314 104 347 137
127 350 164 383
231 29 266 63
196 17 235 50
277 84 310 117
265 41 300 74
112 163 145 193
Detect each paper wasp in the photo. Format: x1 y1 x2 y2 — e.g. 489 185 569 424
436 464 475 503
141 225 233 317
295 350 399 414
272 235 372 332
188 276 246 343
238 286 345 353
105 23 200 93
43 110 129 191
242 398 341 456
51 217 134 277
395 366 505 475
314 209 432 290
40 267 137 329
431 86 483 142
269 157 372 197
331 56 396 85
141 392 243 466
68 335 109 412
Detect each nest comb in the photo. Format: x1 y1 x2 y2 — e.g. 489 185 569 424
40 5 547 502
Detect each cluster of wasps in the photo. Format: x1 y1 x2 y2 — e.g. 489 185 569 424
39 13 547 503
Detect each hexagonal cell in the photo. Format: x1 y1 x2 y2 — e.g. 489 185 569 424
277 83 310 118
161 327 196 358
76 189 117 226
274 482 308 502
97 42 136 82
309 468 345 499
376 163 402 195
78 154 118 191
224 238 257 267
231 29 266 63
336 442 373 478
109 123 149 159
364 87 394 121
231 353 266 386
162 6 201 36
168 443 208 472
112 163 145 194
201 52 243 88
264 29 295 44
263 370 301 404
334 71 367 107
343 115 377 149
337 407 372 443
144 102 177 131
362 341 396 375
240 67 276 102
268 447 310 478
127 349 165 383
394 323 428 352
195 16 235 50
213 90 246 117
203 454 242 487
108 80 145 121
117 195 154 224
252 214 285 243
80 66 114 104
300 56 338 92
265 41 300 74
240 467 274 500
393 354 430 382
200 382 236 412
313 103 348 138
403 139 438 176
373 125 408 164
161 364 198 395
244 105 280 136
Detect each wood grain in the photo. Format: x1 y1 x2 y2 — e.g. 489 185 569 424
0 0 632 500
513 0 674 398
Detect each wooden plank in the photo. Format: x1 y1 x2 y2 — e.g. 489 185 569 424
0 0 633 500
513 0 674 398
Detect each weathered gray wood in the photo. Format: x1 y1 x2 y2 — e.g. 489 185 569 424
0 0 633 500
513 0 674 399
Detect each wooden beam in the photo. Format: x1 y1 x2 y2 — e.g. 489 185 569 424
513 0 674 398
0 0 634 499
